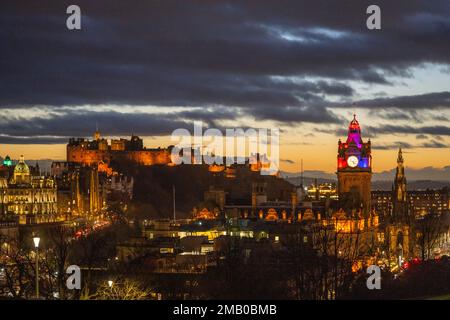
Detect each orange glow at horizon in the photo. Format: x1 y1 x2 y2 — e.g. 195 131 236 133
0 132 448 174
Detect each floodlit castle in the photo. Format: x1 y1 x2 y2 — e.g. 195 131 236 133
67 130 173 167
67 129 277 176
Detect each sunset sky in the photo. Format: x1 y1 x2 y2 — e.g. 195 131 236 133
1 1 449 177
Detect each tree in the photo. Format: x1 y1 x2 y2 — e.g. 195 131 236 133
415 210 446 261
0 236 35 298
44 225 74 299
81 278 151 300
202 237 288 299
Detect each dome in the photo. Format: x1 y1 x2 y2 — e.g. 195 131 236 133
14 155 30 174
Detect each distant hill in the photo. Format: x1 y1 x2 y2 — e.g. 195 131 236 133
282 166 450 183
283 175 336 187
283 173 450 191
371 180 450 191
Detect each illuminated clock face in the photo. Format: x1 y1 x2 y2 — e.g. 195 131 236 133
347 156 359 168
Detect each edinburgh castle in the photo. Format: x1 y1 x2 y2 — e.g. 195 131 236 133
67 130 173 168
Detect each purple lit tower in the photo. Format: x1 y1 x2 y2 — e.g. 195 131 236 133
337 115 372 216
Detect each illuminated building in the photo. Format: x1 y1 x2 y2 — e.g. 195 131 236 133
51 162 106 217
337 114 372 216
306 182 338 200
373 189 449 219
371 190 393 217
142 219 225 241
67 130 173 169
408 189 449 217
0 156 58 224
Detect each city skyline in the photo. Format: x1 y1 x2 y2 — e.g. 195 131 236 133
2 0 450 305
0 123 449 180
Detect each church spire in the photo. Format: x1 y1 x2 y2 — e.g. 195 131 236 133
393 147 408 222
94 122 100 141
395 147 405 178
397 147 404 164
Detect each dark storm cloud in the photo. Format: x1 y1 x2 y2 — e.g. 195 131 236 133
372 140 448 150
369 109 417 121
0 136 68 145
368 142 413 150
0 0 450 138
421 140 448 148
349 92 450 110
0 111 192 142
325 123 450 140
367 125 450 136
176 108 238 126
250 105 341 124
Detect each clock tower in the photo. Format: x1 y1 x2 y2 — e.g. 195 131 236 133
337 115 372 216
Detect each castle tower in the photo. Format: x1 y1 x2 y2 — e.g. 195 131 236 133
337 115 372 217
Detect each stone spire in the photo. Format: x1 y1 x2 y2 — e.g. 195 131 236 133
94 122 100 141
393 147 408 222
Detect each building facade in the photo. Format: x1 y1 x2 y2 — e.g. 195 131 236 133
51 162 106 217
67 131 173 167
0 156 58 224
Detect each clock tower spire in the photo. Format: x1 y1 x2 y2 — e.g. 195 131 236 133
337 114 372 217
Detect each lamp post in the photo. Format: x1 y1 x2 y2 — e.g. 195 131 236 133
33 236 40 299
107 280 114 299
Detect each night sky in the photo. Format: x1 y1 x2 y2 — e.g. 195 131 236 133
0 1 449 177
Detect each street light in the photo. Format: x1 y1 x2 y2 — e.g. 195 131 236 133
33 237 40 248
108 280 113 288
33 236 40 299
